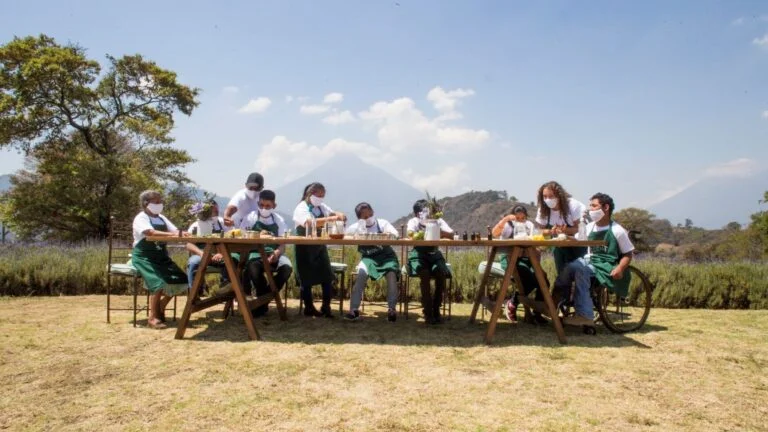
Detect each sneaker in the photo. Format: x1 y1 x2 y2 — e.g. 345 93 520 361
563 314 595 327
343 310 360 321
387 310 397 322
504 299 517 322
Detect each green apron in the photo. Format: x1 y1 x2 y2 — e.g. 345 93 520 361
407 222 451 277
358 221 400 281
546 211 587 274
294 204 335 286
588 222 631 297
246 217 280 261
132 216 188 295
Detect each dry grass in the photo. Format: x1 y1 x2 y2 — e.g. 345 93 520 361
0 296 767 432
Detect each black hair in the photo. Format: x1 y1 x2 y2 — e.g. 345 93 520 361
259 189 276 203
509 205 528 216
355 202 373 219
301 182 325 201
590 192 615 215
413 199 428 216
246 172 264 189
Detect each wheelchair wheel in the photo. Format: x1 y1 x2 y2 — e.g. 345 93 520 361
595 265 653 333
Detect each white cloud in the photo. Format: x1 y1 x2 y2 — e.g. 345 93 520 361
427 86 475 114
285 95 294 103
238 97 272 114
300 104 331 115
703 158 758 178
402 163 470 196
322 110 355 125
358 94 489 153
762 110 768 119
731 17 745 26
223 86 240 94
753 33 768 47
255 136 392 186
323 92 344 104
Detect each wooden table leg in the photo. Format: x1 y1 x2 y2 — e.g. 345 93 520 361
469 247 497 324
258 245 287 321
175 243 213 340
484 247 521 344
220 243 260 341
527 248 567 344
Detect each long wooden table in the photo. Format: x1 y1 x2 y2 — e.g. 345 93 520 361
148 235 603 344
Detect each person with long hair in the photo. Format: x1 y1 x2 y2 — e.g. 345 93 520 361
291 182 346 317
534 181 587 275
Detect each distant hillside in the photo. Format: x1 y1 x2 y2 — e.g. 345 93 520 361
392 190 536 234
273 153 424 223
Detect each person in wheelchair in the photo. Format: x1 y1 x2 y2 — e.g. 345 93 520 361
489 205 548 323
553 193 634 327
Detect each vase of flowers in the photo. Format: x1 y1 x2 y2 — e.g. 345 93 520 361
423 192 443 241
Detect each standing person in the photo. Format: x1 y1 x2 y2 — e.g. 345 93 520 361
490 205 548 323
534 181 587 275
224 172 264 227
240 190 293 317
131 190 190 329
185 199 231 293
406 199 454 325
554 193 634 327
344 202 401 322
292 182 346 318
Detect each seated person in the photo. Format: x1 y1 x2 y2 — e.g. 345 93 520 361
131 190 190 329
553 193 634 327
490 205 548 323
344 202 401 322
406 199 454 325
240 190 293 317
185 199 231 293
292 182 346 318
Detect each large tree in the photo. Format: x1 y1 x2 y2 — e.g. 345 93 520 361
0 34 200 239
612 207 657 251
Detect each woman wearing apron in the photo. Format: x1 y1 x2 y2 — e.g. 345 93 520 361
534 181 587 275
292 183 347 318
241 190 293 317
185 199 230 292
131 190 190 329
343 202 401 322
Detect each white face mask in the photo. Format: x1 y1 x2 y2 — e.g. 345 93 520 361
544 198 558 209
146 203 163 215
246 190 258 200
309 195 323 207
258 207 273 218
365 216 376 226
589 208 605 222
418 210 428 221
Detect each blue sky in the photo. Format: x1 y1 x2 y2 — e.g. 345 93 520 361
2 0 767 211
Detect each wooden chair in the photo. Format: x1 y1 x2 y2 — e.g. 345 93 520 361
106 216 176 327
398 226 454 320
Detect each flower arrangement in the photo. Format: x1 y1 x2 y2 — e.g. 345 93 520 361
425 191 444 219
188 201 213 221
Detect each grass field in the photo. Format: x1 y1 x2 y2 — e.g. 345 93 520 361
0 296 766 431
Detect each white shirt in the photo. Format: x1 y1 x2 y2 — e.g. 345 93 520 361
187 217 229 236
292 201 335 229
345 218 400 237
406 217 453 234
585 221 635 257
227 188 261 226
239 211 288 237
535 198 586 227
132 212 178 247
500 220 535 239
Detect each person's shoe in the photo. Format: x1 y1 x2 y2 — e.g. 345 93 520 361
320 304 335 319
387 309 397 322
344 310 360 321
303 303 323 317
563 314 595 327
504 299 517 322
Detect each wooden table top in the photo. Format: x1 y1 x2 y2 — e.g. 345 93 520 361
147 235 605 248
